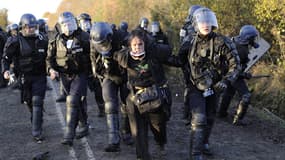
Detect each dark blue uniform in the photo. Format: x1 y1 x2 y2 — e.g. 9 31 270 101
2 32 48 140
47 28 91 145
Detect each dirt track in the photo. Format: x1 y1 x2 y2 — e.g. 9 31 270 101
0 79 284 160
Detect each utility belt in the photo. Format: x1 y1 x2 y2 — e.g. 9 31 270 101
131 83 169 114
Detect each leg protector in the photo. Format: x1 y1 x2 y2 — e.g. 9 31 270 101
32 96 44 137
76 96 89 139
233 93 251 124
190 125 205 160
106 113 120 145
63 96 79 141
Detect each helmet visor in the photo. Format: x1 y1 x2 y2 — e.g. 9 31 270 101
151 24 159 33
79 20 91 32
194 9 218 29
22 24 38 37
94 40 112 54
59 17 78 36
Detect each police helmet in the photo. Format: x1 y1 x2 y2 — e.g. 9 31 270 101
238 25 260 48
7 23 19 36
139 17 149 30
77 13 92 33
193 8 218 33
19 13 38 37
38 19 48 33
119 21 128 31
186 5 202 23
58 11 78 37
90 22 113 56
151 21 160 34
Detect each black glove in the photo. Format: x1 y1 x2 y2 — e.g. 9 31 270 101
244 72 252 79
216 80 228 91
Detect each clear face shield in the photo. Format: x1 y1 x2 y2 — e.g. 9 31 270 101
59 16 78 36
151 24 160 34
194 9 218 35
79 20 91 32
21 23 39 37
140 21 148 30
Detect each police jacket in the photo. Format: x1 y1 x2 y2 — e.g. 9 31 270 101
47 28 91 75
2 33 48 75
113 41 172 88
174 32 241 90
90 30 127 84
0 30 7 61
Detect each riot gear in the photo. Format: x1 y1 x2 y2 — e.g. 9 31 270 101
7 23 19 36
186 5 203 23
90 22 113 56
193 8 218 34
38 19 48 34
77 13 92 33
238 25 260 48
151 21 160 35
58 12 78 37
19 13 38 37
119 21 128 32
139 17 149 30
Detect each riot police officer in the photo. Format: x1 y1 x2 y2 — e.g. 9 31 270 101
38 19 48 36
179 5 202 43
77 13 92 33
113 29 172 160
47 11 91 146
150 21 169 45
0 27 8 88
217 25 260 125
6 23 19 37
180 4 202 125
90 22 130 152
170 8 241 160
2 14 48 142
137 17 149 32
118 21 129 47
77 13 105 117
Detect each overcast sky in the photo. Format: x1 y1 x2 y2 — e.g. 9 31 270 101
1 0 62 23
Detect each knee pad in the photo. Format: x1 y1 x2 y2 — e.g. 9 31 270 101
66 95 80 107
191 113 207 129
32 96 43 106
105 101 118 114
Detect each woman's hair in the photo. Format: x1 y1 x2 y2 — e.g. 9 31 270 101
127 29 147 47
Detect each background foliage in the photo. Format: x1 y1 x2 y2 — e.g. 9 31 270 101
1 0 285 118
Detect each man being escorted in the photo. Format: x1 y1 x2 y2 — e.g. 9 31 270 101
47 11 91 146
2 13 48 142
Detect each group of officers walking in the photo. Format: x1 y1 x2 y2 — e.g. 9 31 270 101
0 4 261 160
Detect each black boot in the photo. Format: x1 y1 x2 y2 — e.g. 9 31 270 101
104 143 120 152
56 94 66 102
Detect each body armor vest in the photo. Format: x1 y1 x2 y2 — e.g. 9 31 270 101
18 35 47 74
56 35 84 74
189 34 229 90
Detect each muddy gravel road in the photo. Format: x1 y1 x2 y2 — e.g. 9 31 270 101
0 79 284 160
